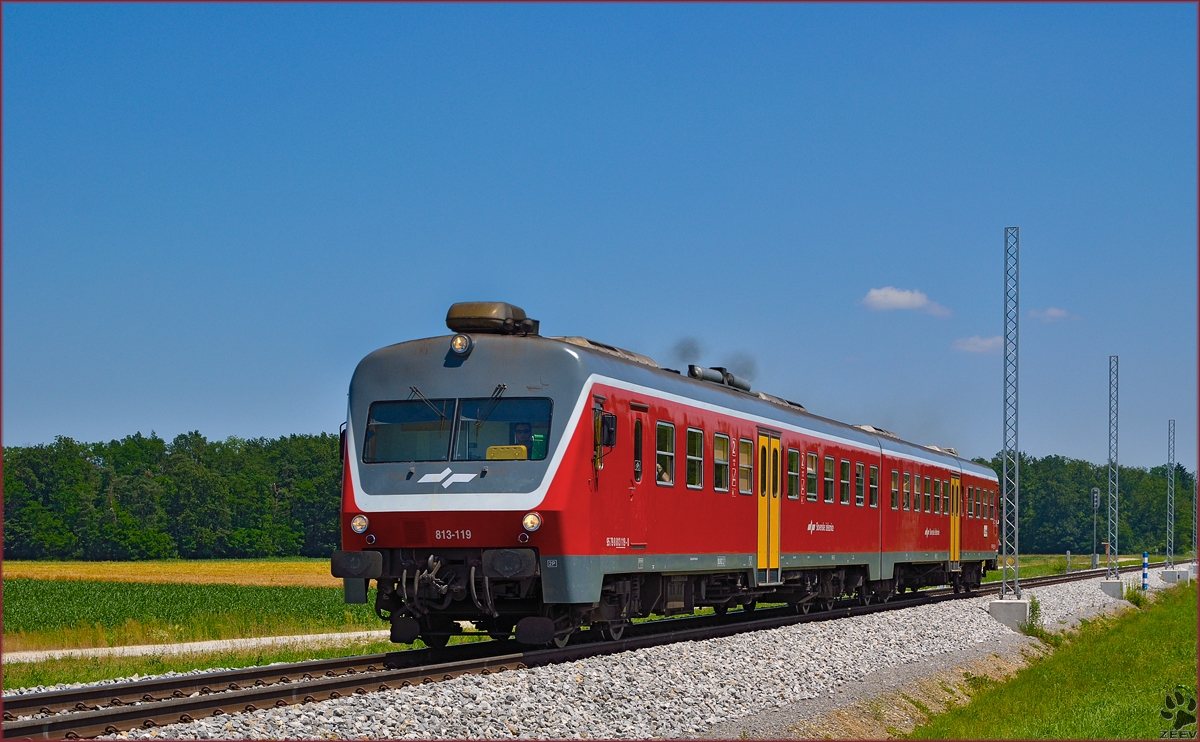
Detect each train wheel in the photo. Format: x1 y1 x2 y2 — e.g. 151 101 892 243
601 622 627 641
713 604 729 617
795 601 811 615
858 591 873 607
421 632 450 649
741 601 756 614
552 632 572 648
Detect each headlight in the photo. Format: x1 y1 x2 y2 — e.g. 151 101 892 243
522 512 542 532
350 515 369 534
450 333 473 356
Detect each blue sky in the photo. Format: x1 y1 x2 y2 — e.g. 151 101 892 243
3 3 1196 471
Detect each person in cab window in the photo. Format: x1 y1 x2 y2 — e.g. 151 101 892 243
514 422 543 459
657 462 672 484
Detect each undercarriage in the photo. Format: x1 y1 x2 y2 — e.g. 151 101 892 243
366 548 989 647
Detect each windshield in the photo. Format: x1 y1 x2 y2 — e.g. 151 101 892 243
361 397 552 463
453 398 552 461
362 399 456 463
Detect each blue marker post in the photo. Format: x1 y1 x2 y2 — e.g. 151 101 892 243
1143 551 1149 591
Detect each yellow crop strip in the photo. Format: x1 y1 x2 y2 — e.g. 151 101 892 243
2 559 340 588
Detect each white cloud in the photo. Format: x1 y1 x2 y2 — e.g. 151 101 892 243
862 287 951 317
1029 307 1071 323
954 335 1003 354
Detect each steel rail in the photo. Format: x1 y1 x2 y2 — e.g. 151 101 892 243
2 560 1165 740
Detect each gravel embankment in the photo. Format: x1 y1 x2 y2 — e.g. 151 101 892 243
95 568 1173 740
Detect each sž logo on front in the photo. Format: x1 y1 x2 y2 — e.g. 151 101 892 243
418 467 478 489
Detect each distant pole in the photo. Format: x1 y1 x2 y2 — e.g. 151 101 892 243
1106 356 1120 579
1001 226 1021 598
1142 551 1148 591
1167 420 1175 569
1092 487 1100 569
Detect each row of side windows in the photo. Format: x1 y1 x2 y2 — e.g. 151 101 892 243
885 470 998 521
642 420 880 507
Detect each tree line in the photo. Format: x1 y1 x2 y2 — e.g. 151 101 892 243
2 431 1196 560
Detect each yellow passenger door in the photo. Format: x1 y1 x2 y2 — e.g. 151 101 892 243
949 475 961 571
756 431 782 585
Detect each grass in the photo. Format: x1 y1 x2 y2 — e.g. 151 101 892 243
983 553 1147 582
2 558 339 588
3 640 399 691
2 579 381 652
910 580 1198 739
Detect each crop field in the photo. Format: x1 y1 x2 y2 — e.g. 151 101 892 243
2 558 339 588
2 579 379 652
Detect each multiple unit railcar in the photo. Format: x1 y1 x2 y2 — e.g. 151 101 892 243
332 302 1000 647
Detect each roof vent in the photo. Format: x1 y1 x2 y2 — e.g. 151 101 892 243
924 445 959 457
446 302 539 335
553 337 659 368
854 424 901 440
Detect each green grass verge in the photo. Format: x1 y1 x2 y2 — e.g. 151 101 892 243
2 579 381 651
983 554 1146 582
910 581 1198 739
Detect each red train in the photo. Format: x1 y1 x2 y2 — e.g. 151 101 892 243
331 302 999 647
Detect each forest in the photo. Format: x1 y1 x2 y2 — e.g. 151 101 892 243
2 431 1195 560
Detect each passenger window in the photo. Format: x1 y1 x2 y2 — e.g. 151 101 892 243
991 490 997 521
738 439 754 494
713 434 730 492
824 456 835 503
891 470 899 510
840 460 851 505
633 419 643 483
787 449 801 500
686 429 703 489
975 489 982 518
655 423 675 486
923 476 932 512
759 443 768 496
854 463 865 506
912 474 921 512
806 453 819 502
903 472 911 511
966 486 973 518
933 480 941 514
869 466 879 508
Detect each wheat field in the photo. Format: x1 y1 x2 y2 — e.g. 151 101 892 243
2 559 340 588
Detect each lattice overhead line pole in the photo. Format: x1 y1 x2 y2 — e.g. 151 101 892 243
1000 227 1020 599
1106 356 1119 580
1166 420 1175 569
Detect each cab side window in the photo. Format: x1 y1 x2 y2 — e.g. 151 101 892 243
633 419 643 483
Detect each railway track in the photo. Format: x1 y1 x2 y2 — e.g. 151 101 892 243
2 561 1162 740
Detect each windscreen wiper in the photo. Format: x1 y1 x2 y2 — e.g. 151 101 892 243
409 386 448 431
474 384 508 430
